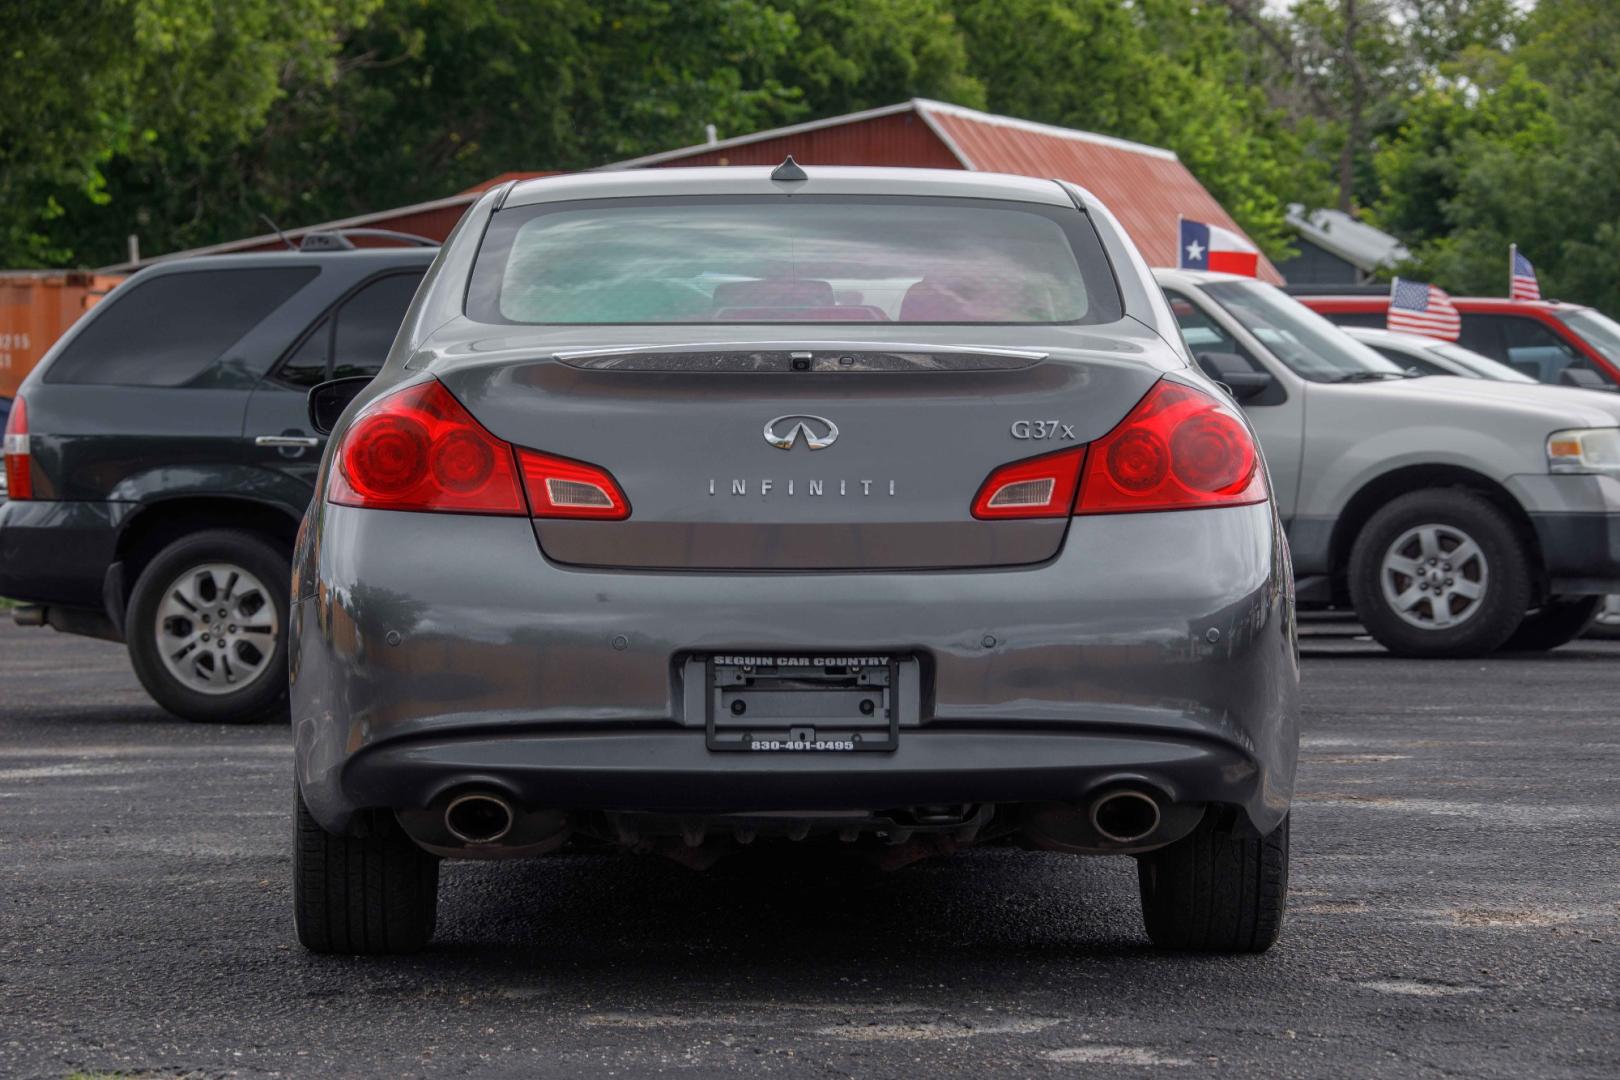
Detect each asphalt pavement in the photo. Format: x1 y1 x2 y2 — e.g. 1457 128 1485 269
1 619 1616 1079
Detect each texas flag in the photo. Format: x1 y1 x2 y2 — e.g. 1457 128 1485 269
1178 217 1260 277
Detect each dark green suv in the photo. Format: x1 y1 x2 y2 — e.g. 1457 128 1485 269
0 245 435 722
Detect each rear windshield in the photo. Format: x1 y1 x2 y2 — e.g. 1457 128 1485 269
467 195 1122 325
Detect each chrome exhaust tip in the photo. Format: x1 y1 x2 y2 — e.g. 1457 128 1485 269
1089 789 1162 844
443 792 515 845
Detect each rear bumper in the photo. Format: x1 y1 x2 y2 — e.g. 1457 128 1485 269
0 498 122 609
292 501 1299 836
342 728 1272 820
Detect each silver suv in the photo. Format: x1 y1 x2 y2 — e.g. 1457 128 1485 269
1158 269 1620 656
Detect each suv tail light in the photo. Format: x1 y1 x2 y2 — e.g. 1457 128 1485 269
970 380 1266 520
3 396 30 501
328 380 628 519
1075 380 1266 514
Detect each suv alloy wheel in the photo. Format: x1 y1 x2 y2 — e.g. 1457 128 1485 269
126 529 291 723
1349 489 1532 657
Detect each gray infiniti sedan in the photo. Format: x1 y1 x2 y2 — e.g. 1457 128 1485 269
290 164 1299 955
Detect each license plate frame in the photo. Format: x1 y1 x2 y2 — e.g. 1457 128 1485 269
702 653 902 752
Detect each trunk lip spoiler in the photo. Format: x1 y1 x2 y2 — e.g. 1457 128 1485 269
551 341 1050 362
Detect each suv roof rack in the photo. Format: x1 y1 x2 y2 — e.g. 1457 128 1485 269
298 228 439 252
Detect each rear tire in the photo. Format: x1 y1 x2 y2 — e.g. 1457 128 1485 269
294 786 439 955
1500 596 1602 651
1137 811 1288 953
126 529 290 723
1348 489 1531 658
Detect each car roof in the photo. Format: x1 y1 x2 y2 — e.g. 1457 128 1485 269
127 247 438 280
501 165 1079 209
1151 268 1258 287
1343 326 1445 350
1301 293 1587 314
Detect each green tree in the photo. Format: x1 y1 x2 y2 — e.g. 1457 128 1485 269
0 0 376 265
951 0 1328 255
1372 0 1620 310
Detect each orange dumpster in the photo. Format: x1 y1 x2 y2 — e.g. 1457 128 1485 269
0 271 124 399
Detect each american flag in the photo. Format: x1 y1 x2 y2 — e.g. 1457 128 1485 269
1387 277 1461 341
1510 247 1541 301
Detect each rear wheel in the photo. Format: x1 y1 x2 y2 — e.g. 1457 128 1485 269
125 529 290 723
1137 811 1288 953
1348 489 1531 658
294 786 439 955
1500 596 1603 652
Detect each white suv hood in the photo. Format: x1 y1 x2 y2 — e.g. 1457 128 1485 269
1374 375 1620 428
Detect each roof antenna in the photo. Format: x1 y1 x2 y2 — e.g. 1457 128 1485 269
259 213 296 251
771 155 808 183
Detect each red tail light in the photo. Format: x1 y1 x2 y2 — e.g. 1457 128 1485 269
1075 380 1266 514
327 380 630 519
968 381 1265 520
3 396 30 501
972 447 1084 519
329 380 526 514
518 450 630 519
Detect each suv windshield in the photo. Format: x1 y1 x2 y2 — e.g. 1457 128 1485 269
1558 308 1620 365
1203 280 1407 381
468 195 1122 325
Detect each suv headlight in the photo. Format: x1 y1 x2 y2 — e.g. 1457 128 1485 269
1547 428 1620 474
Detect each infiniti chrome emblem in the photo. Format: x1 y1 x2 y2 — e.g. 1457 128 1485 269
763 414 839 451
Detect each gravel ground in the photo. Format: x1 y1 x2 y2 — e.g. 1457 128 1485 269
0 620 1616 1079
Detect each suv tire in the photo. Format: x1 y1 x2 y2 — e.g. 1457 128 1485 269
1137 811 1288 953
1500 595 1603 652
1348 489 1531 658
295 787 439 954
126 529 290 723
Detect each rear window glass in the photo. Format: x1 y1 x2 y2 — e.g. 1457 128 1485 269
47 267 317 387
468 195 1122 325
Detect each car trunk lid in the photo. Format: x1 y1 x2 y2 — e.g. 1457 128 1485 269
434 341 1164 571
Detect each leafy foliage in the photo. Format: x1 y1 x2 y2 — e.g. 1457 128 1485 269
5 0 1617 315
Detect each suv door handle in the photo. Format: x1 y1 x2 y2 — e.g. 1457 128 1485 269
254 435 320 448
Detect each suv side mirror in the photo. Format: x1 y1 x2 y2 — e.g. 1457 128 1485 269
1195 351 1275 402
308 376 374 435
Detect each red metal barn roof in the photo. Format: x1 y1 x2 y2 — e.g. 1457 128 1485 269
609 100 1279 283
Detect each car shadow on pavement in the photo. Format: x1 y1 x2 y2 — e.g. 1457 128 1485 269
347 845 1183 979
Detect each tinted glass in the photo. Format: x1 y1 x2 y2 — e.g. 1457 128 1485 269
1557 309 1620 384
1431 342 1537 383
272 272 422 387
332 273 421 378
1459 314 1597 384
276 318 330 388
1202 281 1406 381
1165 292 1260 368
469 196 1122 325
1317 310 1386 329
47 267 317 386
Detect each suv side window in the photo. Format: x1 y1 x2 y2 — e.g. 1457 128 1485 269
1459 314 1590 383
1164 291 1261 367
46 267 317 387
274 272 423 388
